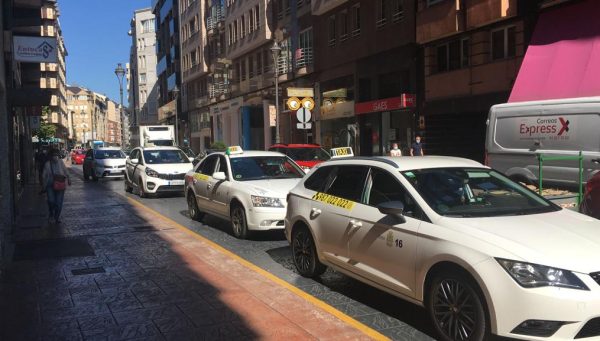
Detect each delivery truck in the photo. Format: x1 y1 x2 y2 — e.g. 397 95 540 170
134 125 175 148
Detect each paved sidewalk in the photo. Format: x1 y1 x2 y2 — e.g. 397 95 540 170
0 167 382 340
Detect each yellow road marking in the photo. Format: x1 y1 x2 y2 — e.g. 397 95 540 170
124 195 388 340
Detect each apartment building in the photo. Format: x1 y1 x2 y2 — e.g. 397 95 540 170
179 0 211 151
128 8 159 129
313 0 417 156
67 86 114 146
106 100 122 146
153 0 184 143
40 0 69 145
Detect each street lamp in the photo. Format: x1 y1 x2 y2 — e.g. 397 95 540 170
172 85 180 146
271 41 281 144
114 63 126 146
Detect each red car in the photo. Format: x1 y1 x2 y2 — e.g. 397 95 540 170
580 169 600 219
71 150 86 165
269 144 330 170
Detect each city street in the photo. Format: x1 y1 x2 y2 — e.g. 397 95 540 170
67 163 436 340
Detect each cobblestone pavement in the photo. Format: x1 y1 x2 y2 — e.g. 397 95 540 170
0 167 382 341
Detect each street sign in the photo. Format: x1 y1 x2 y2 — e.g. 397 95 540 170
297 122 312 130
296 108 312 123
287 87 314 97
301 97 315 110
287 97 301 111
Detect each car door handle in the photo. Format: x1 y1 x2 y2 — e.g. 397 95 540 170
311 208 321 217
349 220 362 229
206 183 212 190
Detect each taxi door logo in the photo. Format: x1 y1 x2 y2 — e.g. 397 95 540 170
386 231 394 247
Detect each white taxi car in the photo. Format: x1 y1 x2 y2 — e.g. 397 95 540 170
124 146 193 198
285 148 600 341
185 146 305 239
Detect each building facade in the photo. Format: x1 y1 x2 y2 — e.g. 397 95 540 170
128 8 159 131
153 0 184 143
67 86 118 147
40 0 69 146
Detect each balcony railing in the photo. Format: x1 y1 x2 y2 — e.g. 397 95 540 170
295 47 313 69
209 82 229 99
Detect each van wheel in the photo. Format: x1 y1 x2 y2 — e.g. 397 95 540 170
427 271 488 341
292 226 326 278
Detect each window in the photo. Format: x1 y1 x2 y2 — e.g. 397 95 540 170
256 52 262 75
230 157 304 181
141 19 155 33
364 168 417 217
392 0 404 23
241 15 246 37
263 50 270 73
249 9 254 32
352 4 361 36
297 28 313 67
255 5 260 30
218 156 229 175
140 73 147 83
492 26 516 60
241 59 246 81
326 166 369 202
249 55 254 78
304 166 335 192
427 0 444 6
376 0 387 28
328 15 336 46
340 11 348 41
200 155 218 175
436 38 469 72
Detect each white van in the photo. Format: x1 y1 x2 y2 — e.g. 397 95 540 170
486 97 600 186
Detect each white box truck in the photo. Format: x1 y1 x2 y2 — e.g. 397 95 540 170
136 125 175 147
486 97 600 186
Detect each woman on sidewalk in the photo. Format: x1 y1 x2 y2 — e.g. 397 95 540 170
42 149 71 224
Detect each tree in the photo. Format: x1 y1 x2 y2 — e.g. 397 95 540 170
33 106 57 140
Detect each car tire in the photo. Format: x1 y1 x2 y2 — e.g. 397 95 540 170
187 191 204 221
426 270 488 341
124 179 133 193
291 226 326 278
138 179 147 198
230 204 249 239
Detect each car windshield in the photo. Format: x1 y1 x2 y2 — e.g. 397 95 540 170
401 168 560 217
143 150 190 164
285 147 330 162
94 150 125 159
230 156 304 181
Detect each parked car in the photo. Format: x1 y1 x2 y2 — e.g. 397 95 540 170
286 148 600 341
269 144 331 171
71 150 86 165
185 146 305 239
83 148 127 181
124 146 193 198
580 159 600 219
486 97 600 186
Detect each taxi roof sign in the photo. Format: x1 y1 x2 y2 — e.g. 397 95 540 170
330 147 353 158
226 146 244 155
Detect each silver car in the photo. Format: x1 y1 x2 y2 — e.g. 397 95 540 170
83 148 127 181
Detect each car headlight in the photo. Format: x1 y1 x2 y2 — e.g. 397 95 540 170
497 259 589 290
251 195 284 208
145 168 159 178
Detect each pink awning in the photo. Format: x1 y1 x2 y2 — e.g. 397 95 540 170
509 0 600 102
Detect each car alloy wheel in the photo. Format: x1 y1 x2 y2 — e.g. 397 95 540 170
428 273 487 341
230 205 248 239
187 192 203 221
292 227 326 278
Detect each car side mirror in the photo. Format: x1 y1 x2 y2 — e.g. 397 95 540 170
212 172 227 181
188 156 195 162
130 158 139 164
377 201 405 216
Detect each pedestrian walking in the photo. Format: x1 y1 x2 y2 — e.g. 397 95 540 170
410 135 424 156
390 143 402 156
42 149 71 224
35 148 48 188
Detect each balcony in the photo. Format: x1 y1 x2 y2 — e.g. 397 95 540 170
295 47 313 69
312 0 348 15
209 82 229 100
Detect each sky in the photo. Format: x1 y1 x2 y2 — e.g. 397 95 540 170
60 0 152 102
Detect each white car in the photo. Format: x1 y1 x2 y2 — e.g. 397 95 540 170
82 147 127 181
124 146 193 198
285 150 600 341
185 146 305 239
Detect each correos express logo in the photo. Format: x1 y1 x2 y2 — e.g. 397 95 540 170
519 117 570 137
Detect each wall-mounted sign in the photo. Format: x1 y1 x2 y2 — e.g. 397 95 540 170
13 36 58 63
355 94 416 115
287 87 314 98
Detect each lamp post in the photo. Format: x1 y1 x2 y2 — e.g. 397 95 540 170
270 41 281 144
114 63 126 146
172 85 180 146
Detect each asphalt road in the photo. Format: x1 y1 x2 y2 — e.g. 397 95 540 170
69 163 441 340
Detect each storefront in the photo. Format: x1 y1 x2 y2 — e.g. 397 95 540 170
210 96 242 147
355 94 416 156
319 100 357 151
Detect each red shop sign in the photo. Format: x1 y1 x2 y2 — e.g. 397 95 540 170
354 94 416 115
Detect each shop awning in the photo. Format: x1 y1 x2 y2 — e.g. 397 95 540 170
509 0 600 103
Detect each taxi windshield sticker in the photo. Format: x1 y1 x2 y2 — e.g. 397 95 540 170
194 174 210 182
312 192 355 210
